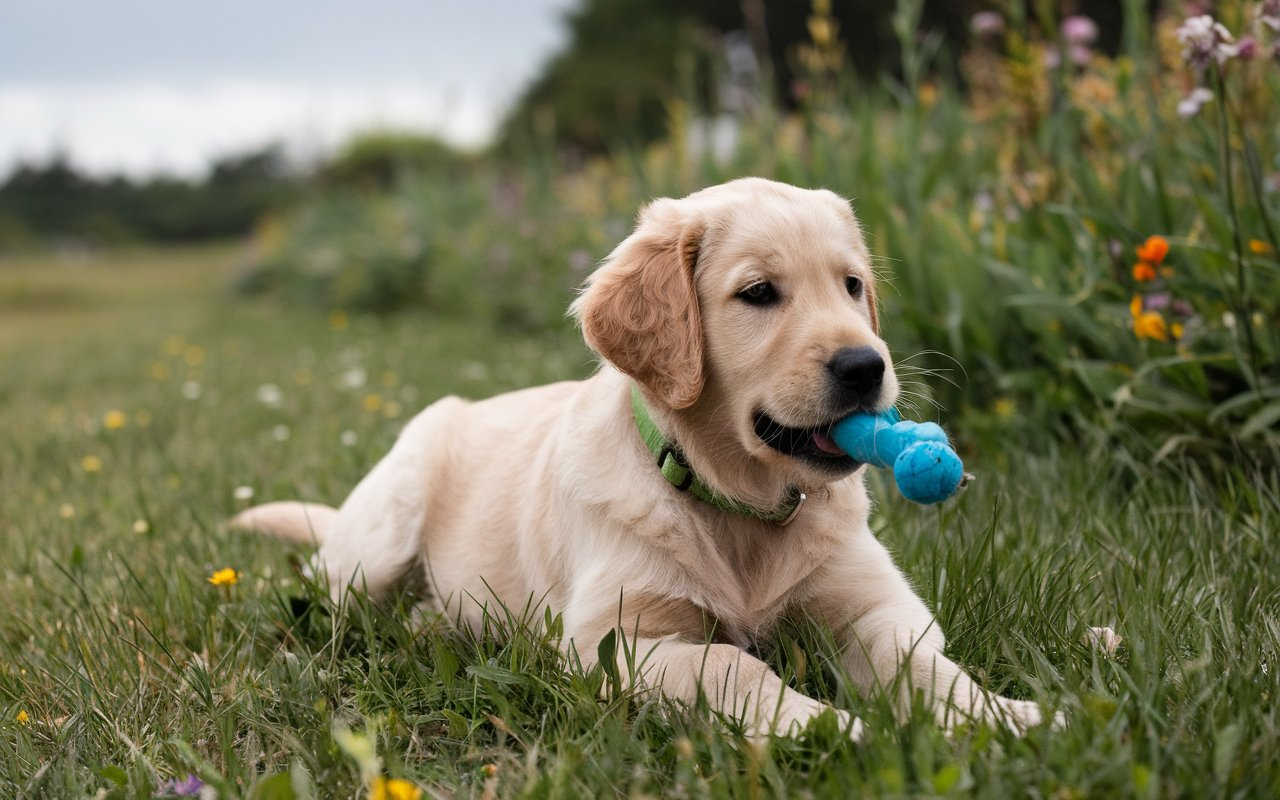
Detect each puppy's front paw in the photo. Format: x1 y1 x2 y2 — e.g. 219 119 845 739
767 696 865 742
989 697 1063 735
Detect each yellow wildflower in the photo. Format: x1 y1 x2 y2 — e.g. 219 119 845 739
1133 310 1169 342
183 345 205 367
369 777 423 800
1250 238 1275 255
1171 322 1185 340
363 393 383 412
81 455 103 473
103 409 127 430
208 568 239 587
16 710 29 725
1129 295 1143 318
58 503 76 519
132 519 150 534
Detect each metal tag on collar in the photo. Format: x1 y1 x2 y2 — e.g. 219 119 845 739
777 491 807 526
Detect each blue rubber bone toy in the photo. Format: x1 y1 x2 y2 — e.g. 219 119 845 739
830 408 966 504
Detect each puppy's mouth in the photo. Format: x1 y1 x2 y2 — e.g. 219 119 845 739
752 411 859 472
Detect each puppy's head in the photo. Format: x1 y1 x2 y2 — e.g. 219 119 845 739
574 178 898 487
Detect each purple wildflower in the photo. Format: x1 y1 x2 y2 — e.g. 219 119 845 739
157 774 205 797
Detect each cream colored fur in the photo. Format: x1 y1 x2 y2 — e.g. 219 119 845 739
232 178 1049 738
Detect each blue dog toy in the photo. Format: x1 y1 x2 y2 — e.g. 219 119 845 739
830 408 966 504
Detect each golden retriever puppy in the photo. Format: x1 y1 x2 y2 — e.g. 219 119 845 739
233 177 1048 738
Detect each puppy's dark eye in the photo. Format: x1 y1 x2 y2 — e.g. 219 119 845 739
737 281 778 306
846 276 864 298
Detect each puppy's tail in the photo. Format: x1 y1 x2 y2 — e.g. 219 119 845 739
230 501 338 545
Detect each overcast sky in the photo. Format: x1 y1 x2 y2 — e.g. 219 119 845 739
0 0 577 178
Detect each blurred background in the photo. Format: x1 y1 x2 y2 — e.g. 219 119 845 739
1 0 1276 463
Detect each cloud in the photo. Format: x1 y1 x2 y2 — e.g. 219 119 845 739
0 79 501 178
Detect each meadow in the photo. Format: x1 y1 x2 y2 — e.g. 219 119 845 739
4 2 1280 798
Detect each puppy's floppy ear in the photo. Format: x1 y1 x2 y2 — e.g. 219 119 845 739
572 199 705 409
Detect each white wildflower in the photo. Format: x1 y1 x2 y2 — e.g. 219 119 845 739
1177 87 1215 117
1176 15 1238 68
233 485 255 501
256 383 283 408
181 380 202 400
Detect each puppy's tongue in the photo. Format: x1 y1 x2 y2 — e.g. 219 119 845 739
813 430 843 455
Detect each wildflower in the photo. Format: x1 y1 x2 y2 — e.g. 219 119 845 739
1061 16 1099 45
58 503 75 519
1171 322 1185 339
149 361 171 381
1176 15 1238 68
1259 0 1280 33
1236 35 1258 60
970 11 1004 37
183 345 205 367
133 519 150 534
181 380 202 400
158 775 205 797
1134 311 1170 342
81 455 103 473
16 709 29 724
341 367 368 389
1250 238 1275 255
233 485 255 501
340 430 359 447
1177 87 1215 117
1130 295 1143 318
271 424 291 442
370 778 423 800
208 568 239 586
363 393 383 412
256 383 284 408
103 409 127 430
1135 235 1169 265
1133 262 1157 282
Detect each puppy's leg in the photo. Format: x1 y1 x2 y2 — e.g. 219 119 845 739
567 593 863 740
811 536 1047 733
314 398 463 603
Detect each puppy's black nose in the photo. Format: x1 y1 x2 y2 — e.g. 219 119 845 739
827 346 884 406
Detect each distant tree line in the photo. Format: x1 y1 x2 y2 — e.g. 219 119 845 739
0 146 300 247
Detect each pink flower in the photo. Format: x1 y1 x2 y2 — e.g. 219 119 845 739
1236 35 1258 59
1061 15 1099 45
1176 15 1238 68
970 11 1004 37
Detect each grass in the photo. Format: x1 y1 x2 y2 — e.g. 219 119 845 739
2 245 1278 799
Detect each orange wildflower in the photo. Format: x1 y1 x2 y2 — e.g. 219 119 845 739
1135 235 1169 265
1132 262 1156 282
1250 238 1275 255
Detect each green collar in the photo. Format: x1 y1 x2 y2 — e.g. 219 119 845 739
629 385 806 525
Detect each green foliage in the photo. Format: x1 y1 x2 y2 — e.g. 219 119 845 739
250 3 1279 461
